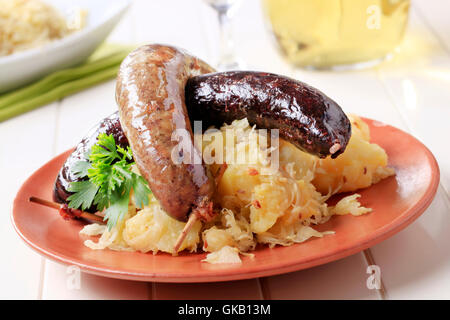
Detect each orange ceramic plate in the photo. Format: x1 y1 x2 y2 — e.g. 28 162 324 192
11 118 440 283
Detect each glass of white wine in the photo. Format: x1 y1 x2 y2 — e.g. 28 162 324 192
203 0 245 70
261 0 411 70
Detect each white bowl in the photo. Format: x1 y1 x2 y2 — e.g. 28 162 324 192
0 0 131 93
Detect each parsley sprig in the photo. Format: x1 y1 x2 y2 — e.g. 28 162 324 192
67 133 151 229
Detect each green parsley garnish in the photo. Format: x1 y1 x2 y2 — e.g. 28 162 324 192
67 133 152 229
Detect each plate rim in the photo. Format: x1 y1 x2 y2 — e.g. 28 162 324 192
11 117 441 283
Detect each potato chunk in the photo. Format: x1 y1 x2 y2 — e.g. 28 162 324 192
122 196 201 254
312 115 395 195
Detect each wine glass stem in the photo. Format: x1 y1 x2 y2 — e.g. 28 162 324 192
217 9 236 68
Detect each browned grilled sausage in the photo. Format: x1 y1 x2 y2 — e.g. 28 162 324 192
186 71 351 159
115 44 216 222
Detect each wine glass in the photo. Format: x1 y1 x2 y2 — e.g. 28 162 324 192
203 0 245 70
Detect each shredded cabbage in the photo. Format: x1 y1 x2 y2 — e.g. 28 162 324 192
0 0 86 56
79 116 393 264
202 246 242 264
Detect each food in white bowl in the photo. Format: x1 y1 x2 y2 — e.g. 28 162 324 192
0 0 131 93
0 0 86 57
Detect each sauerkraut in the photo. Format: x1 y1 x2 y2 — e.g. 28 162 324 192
0 0 86 56
79 115 395 263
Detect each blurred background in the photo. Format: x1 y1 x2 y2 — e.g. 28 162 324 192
1 0 447 192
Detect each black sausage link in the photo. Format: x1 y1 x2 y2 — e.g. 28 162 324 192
53 112 128 211
185 71 351 158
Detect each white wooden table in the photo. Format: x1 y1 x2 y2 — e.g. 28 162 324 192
1 0 449 300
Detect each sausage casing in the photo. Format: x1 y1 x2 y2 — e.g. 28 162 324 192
53 112 128 210
185 71 351 158
115 44 216 221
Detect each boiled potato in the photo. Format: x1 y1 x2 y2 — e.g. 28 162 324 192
215 164 262 209
122 195 201 254
250 181 292 233
278 139 316 181
202 227 234 252
312 114 394 195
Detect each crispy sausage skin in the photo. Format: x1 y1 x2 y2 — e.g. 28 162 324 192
115 44 216 222
53 112 128 211
186 71 351 159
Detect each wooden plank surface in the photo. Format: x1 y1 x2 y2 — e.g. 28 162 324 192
367 3 450 299
2 0 449 300
0 103 58 299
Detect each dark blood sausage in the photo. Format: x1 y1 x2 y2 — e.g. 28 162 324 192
53 112 128 211
185 71 351 159
115 44 216 222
